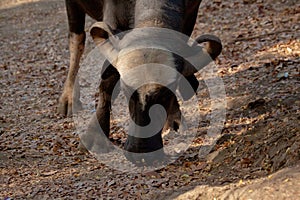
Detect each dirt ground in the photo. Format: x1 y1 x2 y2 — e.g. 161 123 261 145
0 0 299 199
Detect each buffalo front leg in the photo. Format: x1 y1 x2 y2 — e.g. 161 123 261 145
79 65 120 153
58 32 85 116
163 95 182 133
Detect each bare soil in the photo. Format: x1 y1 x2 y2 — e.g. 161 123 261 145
0 0 299 199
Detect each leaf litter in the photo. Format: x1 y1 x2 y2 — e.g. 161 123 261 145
0 0 299 199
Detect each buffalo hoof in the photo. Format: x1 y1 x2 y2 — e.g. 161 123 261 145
79 127 112 154
163 114 181 133
58 94 82 117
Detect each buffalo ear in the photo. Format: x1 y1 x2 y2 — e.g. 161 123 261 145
90 22 118 45
89 22 120 66
181 34 222 77
195 34 222 60
181 45 211 76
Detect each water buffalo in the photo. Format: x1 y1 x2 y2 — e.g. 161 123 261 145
58 0 222 164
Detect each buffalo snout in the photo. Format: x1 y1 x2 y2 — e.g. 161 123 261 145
124 134 166 165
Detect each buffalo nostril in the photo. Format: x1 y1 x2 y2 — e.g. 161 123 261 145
124 148 167 166
124 134 165 165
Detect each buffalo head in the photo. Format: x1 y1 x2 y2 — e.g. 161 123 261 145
89 22 222 164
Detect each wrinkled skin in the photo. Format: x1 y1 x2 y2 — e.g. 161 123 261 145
59 0 221 164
